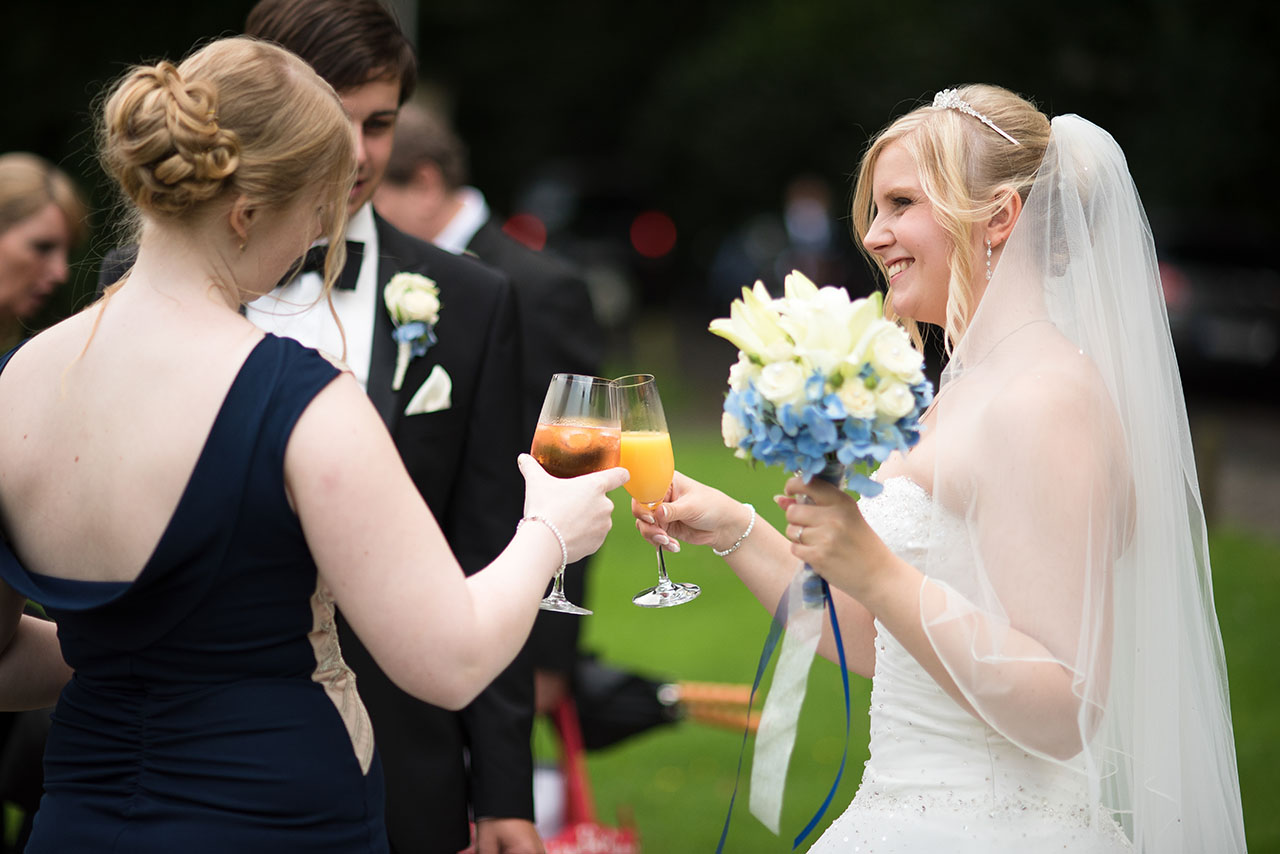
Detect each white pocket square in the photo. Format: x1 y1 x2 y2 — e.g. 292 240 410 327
404 364 452 415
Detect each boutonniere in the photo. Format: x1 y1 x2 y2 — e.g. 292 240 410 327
384 272 441 391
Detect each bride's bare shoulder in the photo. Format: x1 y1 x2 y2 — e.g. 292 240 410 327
983 338 1123 456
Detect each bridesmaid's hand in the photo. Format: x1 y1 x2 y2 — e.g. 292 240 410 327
632 471 752 554
780 476 895 600
519 454 629 564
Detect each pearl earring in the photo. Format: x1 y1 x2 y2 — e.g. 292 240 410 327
985 238 993 281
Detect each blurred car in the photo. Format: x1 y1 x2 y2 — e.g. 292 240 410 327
1155 223 1280 397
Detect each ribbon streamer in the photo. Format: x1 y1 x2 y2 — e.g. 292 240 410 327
715 571 851 852
749 566 824 832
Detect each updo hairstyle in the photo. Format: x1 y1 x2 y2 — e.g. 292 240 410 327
100 36 354 245
0 152 88 244
851 84 1051 352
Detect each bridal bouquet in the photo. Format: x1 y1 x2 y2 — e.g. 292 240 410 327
710 271 932 497
709 272 934 848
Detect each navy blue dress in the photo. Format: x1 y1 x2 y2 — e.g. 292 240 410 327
0 334 389 852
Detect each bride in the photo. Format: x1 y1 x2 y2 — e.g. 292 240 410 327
635 84 1247 852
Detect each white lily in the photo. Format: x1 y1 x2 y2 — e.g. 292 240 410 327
783 269 820 301
709 280 790 359
781 286 856 375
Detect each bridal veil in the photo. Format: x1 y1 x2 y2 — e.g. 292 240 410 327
916 114 1247 851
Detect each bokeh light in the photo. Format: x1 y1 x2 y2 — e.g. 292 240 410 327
503 213 548 251
629 210 677 259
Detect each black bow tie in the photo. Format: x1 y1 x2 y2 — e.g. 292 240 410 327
281 240 364 290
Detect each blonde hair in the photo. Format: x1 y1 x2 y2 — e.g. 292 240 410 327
98 36 356 299
851 84 1051 353
0 152 88 246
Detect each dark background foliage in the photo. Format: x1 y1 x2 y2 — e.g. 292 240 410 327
3 0 1276 319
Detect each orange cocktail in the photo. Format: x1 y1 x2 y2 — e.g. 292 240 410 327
531 421 621 479
620 430 674 506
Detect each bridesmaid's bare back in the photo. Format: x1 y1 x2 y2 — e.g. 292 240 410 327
0 296 263 583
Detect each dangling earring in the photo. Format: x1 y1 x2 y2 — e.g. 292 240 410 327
238 240 247 253
985 238 993 281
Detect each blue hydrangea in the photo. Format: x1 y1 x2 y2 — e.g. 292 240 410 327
724 367 934 496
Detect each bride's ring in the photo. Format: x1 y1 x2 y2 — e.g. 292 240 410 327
794 525 804 544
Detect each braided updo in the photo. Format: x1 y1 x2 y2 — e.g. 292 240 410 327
100 37 354 226
102 62 240 216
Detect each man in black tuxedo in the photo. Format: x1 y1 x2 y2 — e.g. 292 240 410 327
374 105 603 716
177 2 532 852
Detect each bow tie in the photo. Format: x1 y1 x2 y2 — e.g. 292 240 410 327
281 240 364 290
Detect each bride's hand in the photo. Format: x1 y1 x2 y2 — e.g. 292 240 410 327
780 476 895 600
632 471 751 554
518 454 629 563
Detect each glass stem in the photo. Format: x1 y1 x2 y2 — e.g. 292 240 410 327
648 501 673 587
654 546 672 586
551 568 566 598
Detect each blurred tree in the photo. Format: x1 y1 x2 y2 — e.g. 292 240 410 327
2 0 1274 319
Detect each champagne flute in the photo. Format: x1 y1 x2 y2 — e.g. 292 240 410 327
530 374 621 615
616 374 701 608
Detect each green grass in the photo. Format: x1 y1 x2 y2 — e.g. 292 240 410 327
559 428 1280 853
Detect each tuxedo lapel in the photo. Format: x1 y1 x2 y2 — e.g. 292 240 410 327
367 216 405 429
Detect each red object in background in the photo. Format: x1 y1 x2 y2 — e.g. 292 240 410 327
629 211 677 259
503 213 548 251
544 698 640 854
1158 260 1191 312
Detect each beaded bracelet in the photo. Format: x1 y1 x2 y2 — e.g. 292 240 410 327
712 503 756 557
518 515 567 572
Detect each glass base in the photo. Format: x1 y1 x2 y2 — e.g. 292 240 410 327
539 592 592 615
632 580 701 608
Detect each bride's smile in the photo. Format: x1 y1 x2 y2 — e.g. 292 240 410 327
861 142 954 327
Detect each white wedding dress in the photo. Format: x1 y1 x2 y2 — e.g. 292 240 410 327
809 478 1132 853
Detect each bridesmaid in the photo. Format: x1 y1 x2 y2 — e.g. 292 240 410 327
0 36 625 852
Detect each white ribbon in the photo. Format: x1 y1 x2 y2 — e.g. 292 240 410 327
748 563 824 833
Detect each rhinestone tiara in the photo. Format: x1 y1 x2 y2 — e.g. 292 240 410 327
932 89 1020 146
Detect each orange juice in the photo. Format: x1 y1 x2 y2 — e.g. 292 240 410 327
620 430 674 506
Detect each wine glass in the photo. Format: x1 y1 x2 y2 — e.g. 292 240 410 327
615 374 701 608
530 374 621 615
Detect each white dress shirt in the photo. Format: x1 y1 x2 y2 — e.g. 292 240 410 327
431 186 489 256
245 203 380 390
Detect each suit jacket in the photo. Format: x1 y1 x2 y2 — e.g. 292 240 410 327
465 220 603 673
96 215 531 854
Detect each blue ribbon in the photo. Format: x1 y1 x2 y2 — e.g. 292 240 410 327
792 577 851 848
715 575 851 852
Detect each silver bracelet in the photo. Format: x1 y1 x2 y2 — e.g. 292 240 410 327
518 515 568 572
712 503 755 557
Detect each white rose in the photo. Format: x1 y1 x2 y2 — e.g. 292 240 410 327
875 380 916 419
722 410 749 449
837 380 878 420
869 324 924 381
385 272 441 325
756 360 808 407
400 289 440 322
727 353 761 392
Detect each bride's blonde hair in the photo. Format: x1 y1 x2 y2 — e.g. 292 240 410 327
851 84 1050 353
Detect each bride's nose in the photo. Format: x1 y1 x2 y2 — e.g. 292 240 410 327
863 213 891 255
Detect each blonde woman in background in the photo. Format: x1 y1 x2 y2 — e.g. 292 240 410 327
0 153 87 350
0 36 624 853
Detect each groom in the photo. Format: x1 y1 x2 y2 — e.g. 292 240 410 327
241 2 537 853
